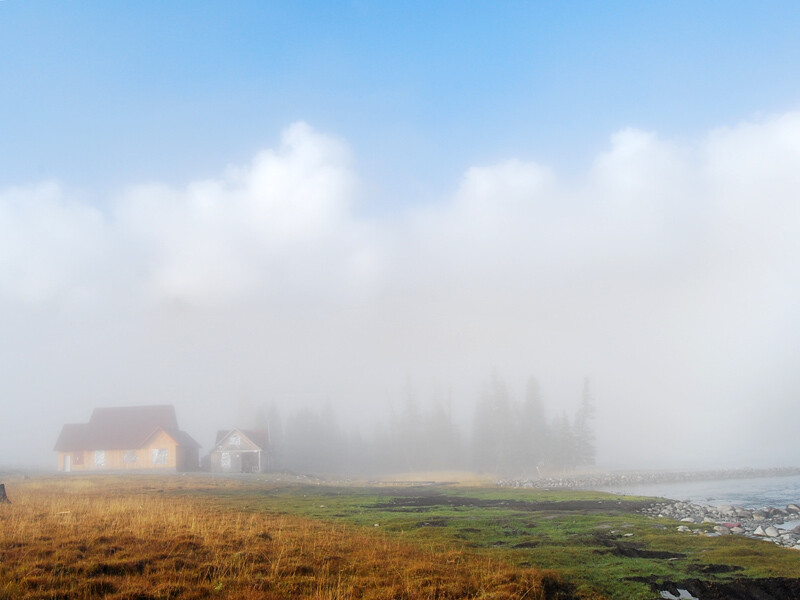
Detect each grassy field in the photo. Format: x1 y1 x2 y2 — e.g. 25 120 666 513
1 475 799 599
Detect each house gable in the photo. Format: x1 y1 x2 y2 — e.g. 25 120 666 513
213 429 264 453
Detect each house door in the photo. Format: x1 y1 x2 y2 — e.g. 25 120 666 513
242 452 258 473
64 455 71 473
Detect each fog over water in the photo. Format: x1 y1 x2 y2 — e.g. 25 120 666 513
3 114 800 471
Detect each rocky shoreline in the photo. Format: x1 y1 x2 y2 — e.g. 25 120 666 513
498 468 800 551
644 499 800 550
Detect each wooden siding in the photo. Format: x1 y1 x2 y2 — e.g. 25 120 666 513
210 450 263 473
57 429 198 472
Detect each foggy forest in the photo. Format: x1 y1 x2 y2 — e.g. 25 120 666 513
253 376 595 476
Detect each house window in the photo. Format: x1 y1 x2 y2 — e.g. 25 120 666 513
94 450 105 467
123 450 138 464
73 452 84 465
151 448 168 465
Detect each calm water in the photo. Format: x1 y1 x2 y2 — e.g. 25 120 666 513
597 473 800 509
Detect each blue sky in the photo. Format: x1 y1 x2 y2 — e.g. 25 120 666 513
4 2 800 468
3 2 800 206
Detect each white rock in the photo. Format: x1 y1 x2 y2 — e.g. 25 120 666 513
754 526 766 536
765 526 780 538
681 517 696 523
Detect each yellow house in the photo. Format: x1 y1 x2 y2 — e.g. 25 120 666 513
54 405 200 472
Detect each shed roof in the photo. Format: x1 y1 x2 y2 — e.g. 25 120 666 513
54 405 200 451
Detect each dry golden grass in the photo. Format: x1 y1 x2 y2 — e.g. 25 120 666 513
0 477 568 600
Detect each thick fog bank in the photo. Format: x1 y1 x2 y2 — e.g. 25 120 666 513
3 114 800 470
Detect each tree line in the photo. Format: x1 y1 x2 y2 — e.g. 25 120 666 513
254 375 596 477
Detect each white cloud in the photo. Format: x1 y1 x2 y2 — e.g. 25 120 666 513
114 121 365 303
3 113 800 467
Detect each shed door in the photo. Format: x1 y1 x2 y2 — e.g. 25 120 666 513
64 455 71 472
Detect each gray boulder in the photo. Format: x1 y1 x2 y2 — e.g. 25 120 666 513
713 525 731 535
765 526 780 538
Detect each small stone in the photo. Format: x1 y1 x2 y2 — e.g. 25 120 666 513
681 517 696 523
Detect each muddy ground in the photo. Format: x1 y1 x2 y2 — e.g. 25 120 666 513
372 492 657 514
633 575 800 600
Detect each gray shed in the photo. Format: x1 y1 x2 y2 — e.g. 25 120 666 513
210 429 269 473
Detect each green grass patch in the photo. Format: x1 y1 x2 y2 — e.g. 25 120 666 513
181 480 800 600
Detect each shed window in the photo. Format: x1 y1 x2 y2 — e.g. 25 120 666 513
230 434 241 447
73 452 83 465
220 452 231 469
94 450 105 467
151 448 168 465
123 450 138 464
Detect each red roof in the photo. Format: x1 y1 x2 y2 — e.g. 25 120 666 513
54 405 200 451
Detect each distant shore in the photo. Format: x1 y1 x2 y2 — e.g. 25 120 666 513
497 466 800 490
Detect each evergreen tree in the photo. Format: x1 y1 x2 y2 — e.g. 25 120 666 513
423 388 462 470
472 373 512 473
517 375 548 474
573 377 596 467
399 377 423 471
548 410 577 471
